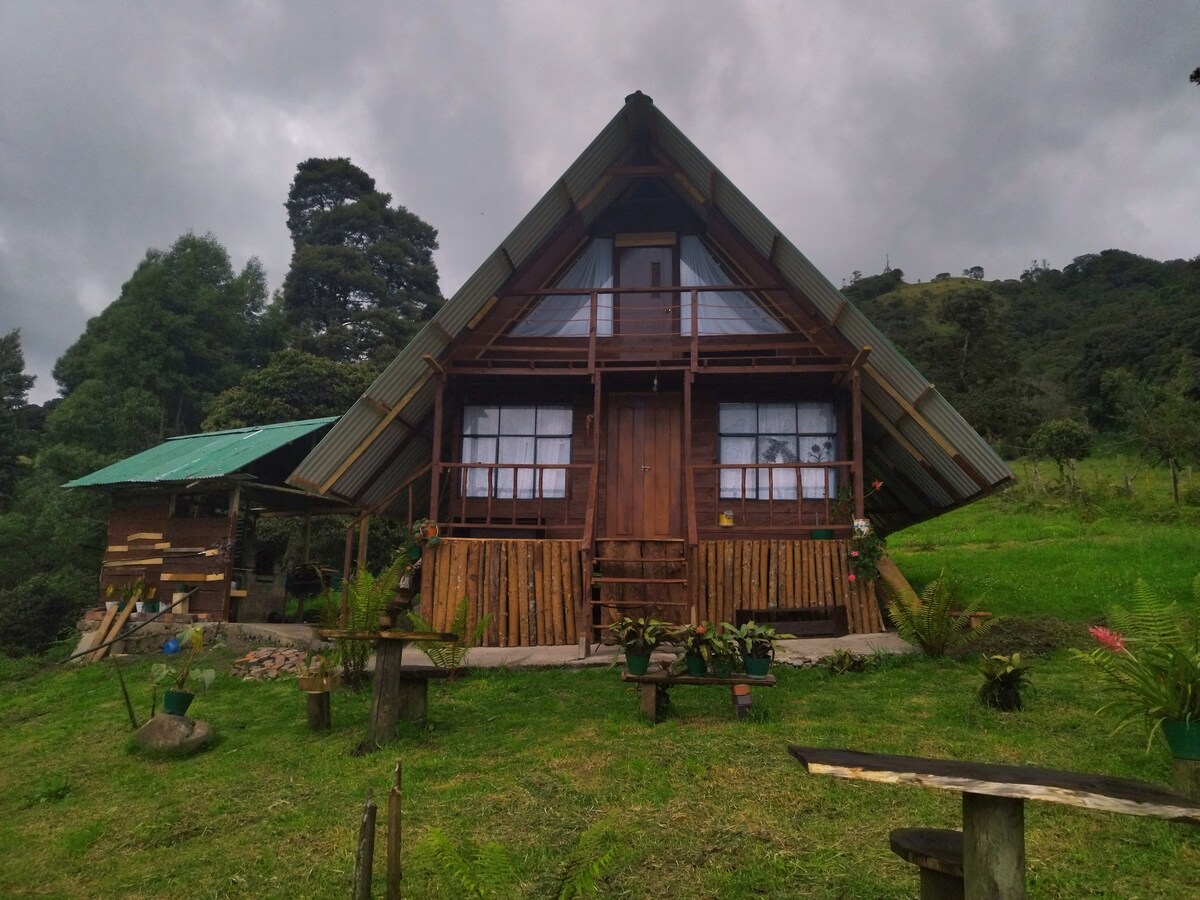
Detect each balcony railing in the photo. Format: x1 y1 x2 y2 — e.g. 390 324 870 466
688 461 854 532
440 462 590 531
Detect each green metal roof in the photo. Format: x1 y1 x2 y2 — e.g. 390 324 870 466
64 417 339 489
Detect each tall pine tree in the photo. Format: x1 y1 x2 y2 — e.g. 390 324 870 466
281 158 442 364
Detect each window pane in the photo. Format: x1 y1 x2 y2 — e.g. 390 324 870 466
498 406 536 435
758 403 796 433
798 402 835 433
800 436 835 463
802 467 836 500
462 437 496 497
719 403 756 434
720 436 755 498
536 406 573 435
496 436 536 498
537 436 570 498
463 405 499 436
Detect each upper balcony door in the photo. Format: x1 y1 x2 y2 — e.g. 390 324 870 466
617 245 676 337
603 393 682 539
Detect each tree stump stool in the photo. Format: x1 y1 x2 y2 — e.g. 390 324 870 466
889 827 964 900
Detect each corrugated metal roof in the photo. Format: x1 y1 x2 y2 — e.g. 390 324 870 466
289 92 1014 529
66 417 339 489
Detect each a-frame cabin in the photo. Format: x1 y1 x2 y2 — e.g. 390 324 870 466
289 92 1013 649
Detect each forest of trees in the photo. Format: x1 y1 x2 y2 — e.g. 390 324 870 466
0 158 442 655
2 162 1199 657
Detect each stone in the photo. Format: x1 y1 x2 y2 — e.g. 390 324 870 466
134 713 213 755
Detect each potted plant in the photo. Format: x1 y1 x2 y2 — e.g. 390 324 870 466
847 526 886 586
707 631 744 678
725 621 793 677
676 622 719 676
150 625 216 716
297 651 340 693
978 653 1032 712
608 616 669 675
1071 578 1200 760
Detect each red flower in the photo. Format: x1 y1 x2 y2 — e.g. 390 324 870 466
848 573 857 583
871 479 884 490
851 550 859 557
695 625 707 635
1089 625 1126 653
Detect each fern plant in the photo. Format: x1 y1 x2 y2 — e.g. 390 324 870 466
1070 576 1200 746
423 828 519 899
408 595 490 671
886 572 994 658
318 564 398 689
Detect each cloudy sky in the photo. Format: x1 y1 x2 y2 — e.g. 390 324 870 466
3 1 1198 403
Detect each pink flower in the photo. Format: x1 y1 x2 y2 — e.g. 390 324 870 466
851 550 860 557
848 573 857 583
1089 625 1126 653
871 479 884 490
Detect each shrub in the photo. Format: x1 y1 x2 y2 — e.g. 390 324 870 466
886 572 995 658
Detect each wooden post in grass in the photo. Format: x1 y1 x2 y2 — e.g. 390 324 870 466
386 761 402 899
353 789 377 900
1173 759 1200 802
306 691 332 731
111 657 139 730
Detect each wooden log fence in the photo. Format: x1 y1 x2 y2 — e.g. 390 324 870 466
426 537 883 646
690 539 884 634
426 539 582 647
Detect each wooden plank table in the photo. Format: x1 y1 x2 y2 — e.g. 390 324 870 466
321 629 457 753
789 746 1200 900
622 671 776 723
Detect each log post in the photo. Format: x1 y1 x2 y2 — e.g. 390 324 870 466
352 790 377 900
1172 759 1200 802
962 793 1025 900
306 691 331 731
363 638 405 750
386 761 402 899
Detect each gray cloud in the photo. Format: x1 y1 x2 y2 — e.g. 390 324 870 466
2 1 1198 403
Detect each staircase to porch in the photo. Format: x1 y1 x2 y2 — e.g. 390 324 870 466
587 538 690 646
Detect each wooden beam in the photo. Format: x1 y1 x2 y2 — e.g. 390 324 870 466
852 368 864 519
126 532 163 542
318 371 433 493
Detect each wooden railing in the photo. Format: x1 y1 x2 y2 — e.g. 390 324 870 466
440 462 590 531
687 461 854 532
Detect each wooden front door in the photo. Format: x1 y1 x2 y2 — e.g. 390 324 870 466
604 393 682 538
617 246 675 336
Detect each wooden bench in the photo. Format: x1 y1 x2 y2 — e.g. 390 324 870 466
621 671 776 723
790 746 1200 899
735 605 849 637
889 828 964 900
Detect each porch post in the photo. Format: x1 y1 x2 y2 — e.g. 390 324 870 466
851 367 865 519
427 374 446 611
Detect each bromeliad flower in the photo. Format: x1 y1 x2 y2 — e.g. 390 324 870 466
1088 625 1126 653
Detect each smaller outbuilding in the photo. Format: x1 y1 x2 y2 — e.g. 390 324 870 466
64 417 351 623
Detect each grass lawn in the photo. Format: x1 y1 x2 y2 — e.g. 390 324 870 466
1 455 1198 898
2 647 1199 898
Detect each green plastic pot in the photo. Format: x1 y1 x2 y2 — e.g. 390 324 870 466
162 689 195 717
624 652 651 676
1163 720 1200 760
684 654 706 677
809 529 835 540
743 656 771 678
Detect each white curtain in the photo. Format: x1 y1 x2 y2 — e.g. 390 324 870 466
798 402 836 498
679 236 786 335
511 239 613 337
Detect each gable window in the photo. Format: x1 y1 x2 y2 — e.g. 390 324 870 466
461 405 573 499
718 402 837 499
679 236 786 335
510 240 613 337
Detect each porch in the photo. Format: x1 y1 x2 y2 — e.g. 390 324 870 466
419 536 886 649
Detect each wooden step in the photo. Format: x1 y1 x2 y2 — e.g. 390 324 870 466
593 577 687 585
591 600 689 608
593 556 685 564
595 537 685 543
